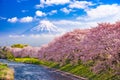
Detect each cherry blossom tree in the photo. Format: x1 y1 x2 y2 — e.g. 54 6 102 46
6 21 120 74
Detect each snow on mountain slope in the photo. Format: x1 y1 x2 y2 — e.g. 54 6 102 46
23 20 62 35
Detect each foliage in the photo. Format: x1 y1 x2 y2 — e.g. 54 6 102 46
11 44 28 48
0 47 15 60
6 51 15 60
0 49 6 58
7 46 40 58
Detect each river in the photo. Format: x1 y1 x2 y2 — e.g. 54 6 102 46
0 59 81 80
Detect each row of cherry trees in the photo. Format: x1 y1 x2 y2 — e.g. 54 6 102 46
6 46 40 58
81 22 120 73
7 21 120 74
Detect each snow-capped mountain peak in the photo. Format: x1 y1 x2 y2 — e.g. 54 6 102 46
31 20 58 33
23 20 62 35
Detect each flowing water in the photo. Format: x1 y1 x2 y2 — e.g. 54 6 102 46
0 59 81 80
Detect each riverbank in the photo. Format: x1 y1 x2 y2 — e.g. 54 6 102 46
0 59 84 80
0 62 14 80
14 58 120 80
14 58 88 80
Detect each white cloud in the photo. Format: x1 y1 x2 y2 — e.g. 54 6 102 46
53 20 97 30
77 4 120 23
9 34 60 39
61 8 72 14
17 0 28 3
53 20 81 25
51 10 57 13
41 0 70 5
7 17 18 23
36 10 46 17
69 1 93 9
53 5 120 31
7 16 33 23
40 0 45 3
86 4 120 20
35 0 70 8
0 16 6 20
48 10 57 15
29 34 61 38
20 16 33 23
9 35 25 38
6 34 60 46
21 10 28 13
35 4 44 8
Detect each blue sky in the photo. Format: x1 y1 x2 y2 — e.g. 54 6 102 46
0 0 120 46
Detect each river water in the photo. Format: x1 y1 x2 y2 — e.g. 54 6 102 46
0 59 81 80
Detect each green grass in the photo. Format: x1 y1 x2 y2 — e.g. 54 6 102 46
14 58 120 80
0 62 14 80
15 58 59 68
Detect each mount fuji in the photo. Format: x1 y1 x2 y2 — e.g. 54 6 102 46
23 20 62 35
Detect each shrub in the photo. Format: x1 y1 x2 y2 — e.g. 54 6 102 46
11 44 28 48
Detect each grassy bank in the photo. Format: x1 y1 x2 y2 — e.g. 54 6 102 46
0 47 15 60
0 62 14 80
14 58 119 80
